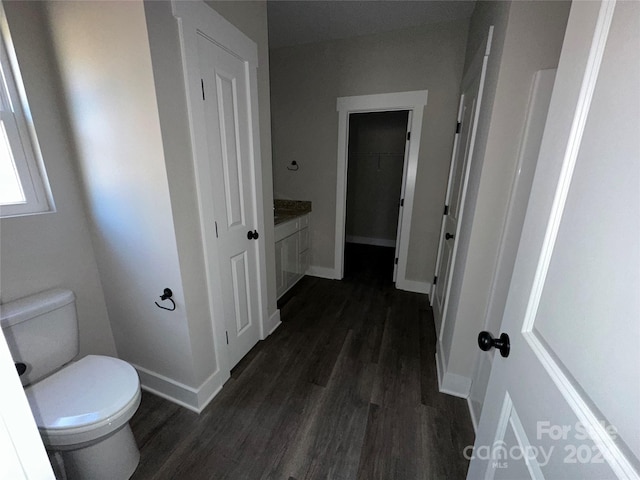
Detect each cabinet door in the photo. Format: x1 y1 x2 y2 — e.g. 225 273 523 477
275 240 285 298
299 249 310 277
283 233 299 289
298 227 309 253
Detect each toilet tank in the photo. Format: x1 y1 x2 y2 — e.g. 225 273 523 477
0 289 79 386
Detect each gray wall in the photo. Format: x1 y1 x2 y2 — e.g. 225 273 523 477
346 111 408 244
270 19 469 282
46 1 200 387
438 1 570 421
0 1 116 359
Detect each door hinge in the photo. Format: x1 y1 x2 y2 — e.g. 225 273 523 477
456 121 461 134
215 221 219 238
407 131 411 141
201 79 205 100
433 275 438 285
225 331 229 344
395 258 398 265
400 198 404 207
443 205 449 215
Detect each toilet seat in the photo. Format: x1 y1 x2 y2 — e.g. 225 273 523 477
25 355 141 448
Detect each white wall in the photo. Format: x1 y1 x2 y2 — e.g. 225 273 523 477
346 111 408 244
270 19 469 282
438 1 570 420
0 1 116 359
45 1 199 391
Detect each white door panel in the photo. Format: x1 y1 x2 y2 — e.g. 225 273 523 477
470 2 639 478
198 33 260 369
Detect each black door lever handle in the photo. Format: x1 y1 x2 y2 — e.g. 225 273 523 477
445 232 455 240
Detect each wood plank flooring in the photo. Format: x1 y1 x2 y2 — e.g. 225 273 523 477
130 244 475 479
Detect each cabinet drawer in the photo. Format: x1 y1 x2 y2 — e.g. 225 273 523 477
299 227 309 253
299 214 310 229
275 218 299 242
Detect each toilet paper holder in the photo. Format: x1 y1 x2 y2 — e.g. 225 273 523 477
155 288 176 311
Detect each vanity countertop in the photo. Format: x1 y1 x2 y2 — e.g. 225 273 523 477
274 199 312 225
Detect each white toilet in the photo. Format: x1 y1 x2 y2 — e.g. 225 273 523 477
0 289 141 480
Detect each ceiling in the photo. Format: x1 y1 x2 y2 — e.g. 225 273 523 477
267 0 476 49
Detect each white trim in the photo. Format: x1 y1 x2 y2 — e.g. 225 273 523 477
335 90 428 287
467 396 479 433
435 343 471 398
0 4 54 218
172 1 257 67
306 265 338 280
345 235 395 248
395 279 431 295
134 363 224 414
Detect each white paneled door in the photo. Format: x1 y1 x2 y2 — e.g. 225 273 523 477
198 34 261 369
432 27 492 338
469 1 639 478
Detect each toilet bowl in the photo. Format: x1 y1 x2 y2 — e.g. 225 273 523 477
0 289 142 479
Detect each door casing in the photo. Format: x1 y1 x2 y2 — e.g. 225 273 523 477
335 90 428 292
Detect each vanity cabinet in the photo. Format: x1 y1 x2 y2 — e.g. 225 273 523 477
275 214 310 299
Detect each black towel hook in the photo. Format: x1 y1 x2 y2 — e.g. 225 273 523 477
287 160 299 171
155 288 176 311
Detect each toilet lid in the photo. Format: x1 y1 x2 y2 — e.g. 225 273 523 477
25 355 140 431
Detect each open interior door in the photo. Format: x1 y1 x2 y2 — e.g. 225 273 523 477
468 2 639 478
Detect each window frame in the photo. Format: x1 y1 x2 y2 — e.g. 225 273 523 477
0 3 53 218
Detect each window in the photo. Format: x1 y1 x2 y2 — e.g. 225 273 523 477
0 4 52 217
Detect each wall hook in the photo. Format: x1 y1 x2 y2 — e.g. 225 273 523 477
287 160 299 171
155 287 176 311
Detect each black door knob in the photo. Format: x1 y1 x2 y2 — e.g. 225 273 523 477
478 331 510 358
247 230 259 240
252 230 259 239
15 362 27 376
445 232 455 240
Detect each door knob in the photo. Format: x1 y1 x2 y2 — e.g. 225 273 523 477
478 331 510 358
445 232 455 240
247 230 259 240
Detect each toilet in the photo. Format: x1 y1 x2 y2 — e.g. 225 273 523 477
0 289 141 480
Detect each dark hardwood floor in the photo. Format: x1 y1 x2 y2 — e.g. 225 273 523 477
130 243 475 479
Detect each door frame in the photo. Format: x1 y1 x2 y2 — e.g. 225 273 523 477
173 1 269 392
334 90 428 290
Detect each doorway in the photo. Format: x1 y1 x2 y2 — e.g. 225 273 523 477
335 90 428 291
344 110 409 282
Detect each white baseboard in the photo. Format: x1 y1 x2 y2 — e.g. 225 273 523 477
306 265 337 279
268 309 282 336
435 342 471 398
133 363 224 414
262 309 281 339
396 278 431 294
345 235 396 248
